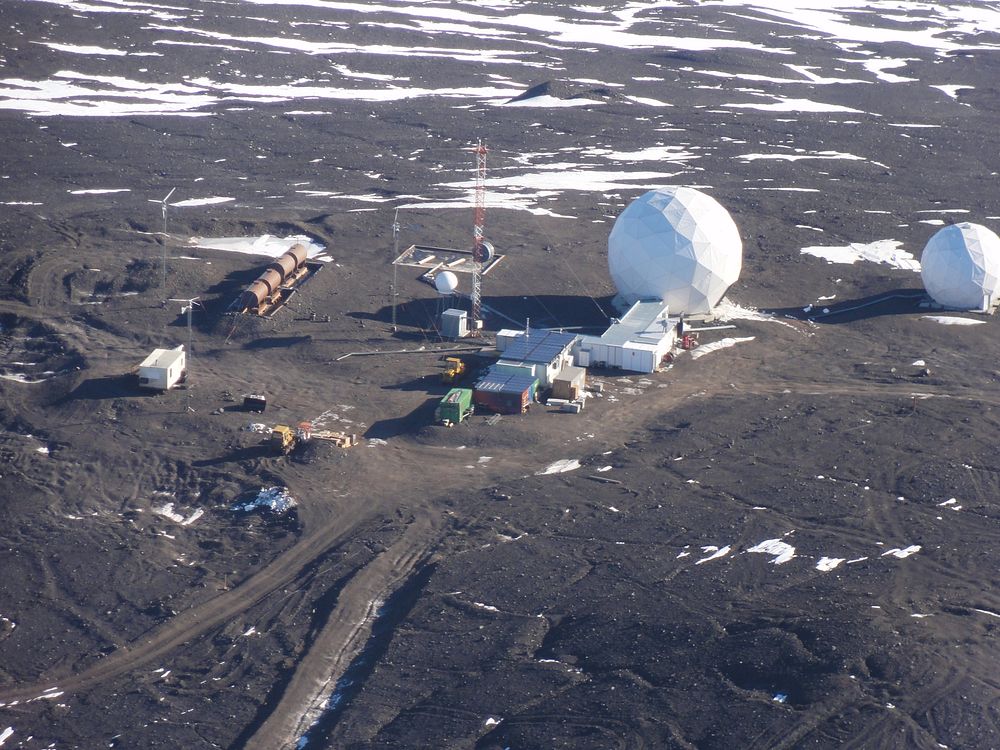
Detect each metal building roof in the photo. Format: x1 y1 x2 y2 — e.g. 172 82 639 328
139 347 185 369
474 366 539 395
578 300 676 350
500 329 578 365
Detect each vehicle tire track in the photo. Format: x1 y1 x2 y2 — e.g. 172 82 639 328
0 504 387 703
242 511 443 750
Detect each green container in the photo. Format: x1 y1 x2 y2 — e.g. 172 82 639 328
435 388 473 425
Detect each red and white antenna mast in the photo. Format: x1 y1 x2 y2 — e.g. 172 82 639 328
470 140 488 331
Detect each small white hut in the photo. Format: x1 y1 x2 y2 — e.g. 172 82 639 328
138 346 186 390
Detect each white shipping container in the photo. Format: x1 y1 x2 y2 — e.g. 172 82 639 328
495 329 521 352
138 346 186 390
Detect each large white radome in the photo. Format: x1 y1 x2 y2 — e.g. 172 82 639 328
921 222 1000 311
608 186 742 313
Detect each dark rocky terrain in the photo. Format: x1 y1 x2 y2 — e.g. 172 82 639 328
1 1 999 748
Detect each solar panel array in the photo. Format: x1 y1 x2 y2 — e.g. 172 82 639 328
501 330 578 365
474 366 538 395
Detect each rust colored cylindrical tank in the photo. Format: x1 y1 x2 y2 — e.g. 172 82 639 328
239 281 268 311
239 268 283 311
267 253 298 282
258 268 283 296
285 243 309 269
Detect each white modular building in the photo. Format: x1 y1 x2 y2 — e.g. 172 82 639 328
138 346 186 390
575 300 677 374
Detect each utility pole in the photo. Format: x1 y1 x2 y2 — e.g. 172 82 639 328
391 207 400 332
170 296 201 411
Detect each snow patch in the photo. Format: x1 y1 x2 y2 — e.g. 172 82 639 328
28 689 64 702
503 94 605 108
69 188 131 195
801 240 920 271
155 503 204 525
933 84 973 99
739 150 865 162
921 316 985 326
154 503 184 523
723 96 863 114
694 545 731 565
748 538 796 565
537 458 581 475
188 234 329 262
882 545 921 559
816 557 845 572
713 300 774 323
171 196 234 207
689 336 756 360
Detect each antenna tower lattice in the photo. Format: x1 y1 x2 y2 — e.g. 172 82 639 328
470 141 488 330
391 207 400 331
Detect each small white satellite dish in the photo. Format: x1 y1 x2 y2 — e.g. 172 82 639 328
434 271 459 295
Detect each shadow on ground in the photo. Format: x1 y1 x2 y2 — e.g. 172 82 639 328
65 374 150 401
366 293 617 333
767 288 928 324
365 396 439 440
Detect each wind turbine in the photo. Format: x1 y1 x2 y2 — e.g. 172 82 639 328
148 188 176 299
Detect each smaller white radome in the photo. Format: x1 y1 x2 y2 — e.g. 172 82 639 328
434 270 459 295
921 222 1000 311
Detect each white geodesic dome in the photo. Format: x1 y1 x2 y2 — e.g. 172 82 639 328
921 222 1000 311
608 186 742 313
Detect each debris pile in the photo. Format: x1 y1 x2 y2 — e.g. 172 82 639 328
232 486 297 514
